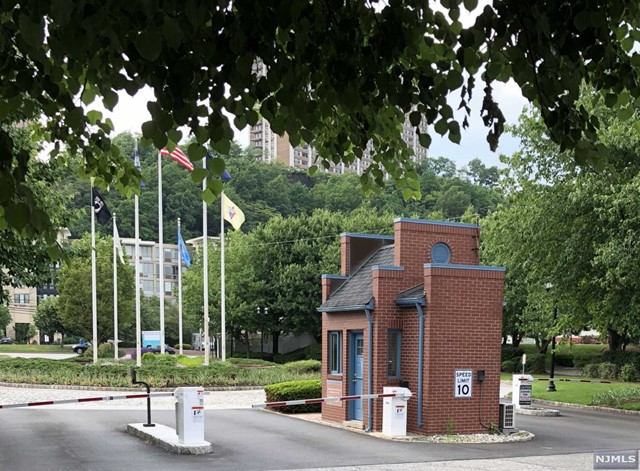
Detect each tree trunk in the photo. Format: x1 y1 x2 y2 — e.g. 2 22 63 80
272 331 280 356
608 329 623 351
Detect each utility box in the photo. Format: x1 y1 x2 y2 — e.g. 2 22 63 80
175 387 206 445
382 387 412 437
512 374 533 409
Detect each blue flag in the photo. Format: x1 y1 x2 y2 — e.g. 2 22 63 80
178 229 191 267
134 142 146 188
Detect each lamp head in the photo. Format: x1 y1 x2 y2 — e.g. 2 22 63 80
545 282 553 292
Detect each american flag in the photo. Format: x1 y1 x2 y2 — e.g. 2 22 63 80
160 146 194 171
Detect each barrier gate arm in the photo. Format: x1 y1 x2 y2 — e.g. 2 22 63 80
251 391 411 409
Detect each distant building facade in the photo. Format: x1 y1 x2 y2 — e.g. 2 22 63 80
249 61 428 175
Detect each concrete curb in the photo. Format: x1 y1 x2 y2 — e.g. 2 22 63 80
127 423 213 454
533 399 640 415
516 406 560 416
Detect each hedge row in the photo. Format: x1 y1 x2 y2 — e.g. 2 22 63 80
264 379 322 414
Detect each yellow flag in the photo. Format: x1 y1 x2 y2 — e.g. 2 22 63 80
221 193 245 231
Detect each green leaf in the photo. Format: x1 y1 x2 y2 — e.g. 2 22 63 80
87 110 103 124
409 111 422 127
573 10 592 32
135 30 163 61
103 90 119 110
434 118 448 136
19 14 43 48
187 143 207 162
604 93 617 108
141 121 156 139
191 168 208 183
5 203 30 230
209 157 226 176
463 0 478 10
203 188 216 204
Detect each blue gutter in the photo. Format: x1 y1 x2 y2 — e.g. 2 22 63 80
364 300 374 432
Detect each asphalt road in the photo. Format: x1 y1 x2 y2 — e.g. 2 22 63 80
0 405 638 470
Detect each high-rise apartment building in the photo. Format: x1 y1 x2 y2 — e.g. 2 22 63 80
250 61 428 175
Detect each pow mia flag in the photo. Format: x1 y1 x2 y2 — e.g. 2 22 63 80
92 188 111 225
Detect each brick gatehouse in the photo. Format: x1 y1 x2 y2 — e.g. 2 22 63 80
319 218 505 435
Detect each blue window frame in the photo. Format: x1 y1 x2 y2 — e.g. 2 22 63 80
388 330 402 378
329 331 342 374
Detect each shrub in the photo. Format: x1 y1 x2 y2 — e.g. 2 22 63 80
598 362 620 380
501 359 519 373
175 343 192 350
619 364 640 383
591 388 640 407
97 343 114 358
583 363 600 378
602 351 640 370
526 353 547 374
282 360 321 374
554 354 574 367
501 346 525 363
264 379 322 414
142 353 178 366
573 354 598 369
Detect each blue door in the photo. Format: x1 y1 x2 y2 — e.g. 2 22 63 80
349 332 364 420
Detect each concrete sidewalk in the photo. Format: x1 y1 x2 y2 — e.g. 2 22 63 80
280 453 594 470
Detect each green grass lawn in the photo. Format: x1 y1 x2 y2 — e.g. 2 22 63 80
531 378 637 405
0 344 76 353
502 371 640 409
519 342 606 357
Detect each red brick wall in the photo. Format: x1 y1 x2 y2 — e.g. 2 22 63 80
370 267 406 431
394 219 480 285
321 311 368 424
420 265 504 435
340 235 350 276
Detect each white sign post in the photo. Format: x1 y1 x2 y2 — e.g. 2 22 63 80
454 369 473 398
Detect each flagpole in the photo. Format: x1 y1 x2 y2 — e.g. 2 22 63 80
158 150 165 354
90 180 98 364
113 213 118 361
221 192 226 361
203 157 210 366
177 217 183 356
134 142 142 367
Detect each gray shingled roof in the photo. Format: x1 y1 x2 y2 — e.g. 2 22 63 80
319 245 395 311
396 284 424 300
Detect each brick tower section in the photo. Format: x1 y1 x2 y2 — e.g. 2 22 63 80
394 219 480 285
420 264 505 435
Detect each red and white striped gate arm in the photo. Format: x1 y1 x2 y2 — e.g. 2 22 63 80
0 392 176 410
251 391 411 409
536 378 613 384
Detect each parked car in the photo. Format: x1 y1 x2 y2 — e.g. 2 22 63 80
0 337 13 344
148 345 176 354
130 345 176 359
71 342 91 354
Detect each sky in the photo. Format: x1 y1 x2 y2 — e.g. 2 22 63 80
101 79 527 171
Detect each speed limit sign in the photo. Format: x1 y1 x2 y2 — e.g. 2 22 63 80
454 369 473 398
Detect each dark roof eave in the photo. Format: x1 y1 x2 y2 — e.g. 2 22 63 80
396 296 426 307
317 299 374 313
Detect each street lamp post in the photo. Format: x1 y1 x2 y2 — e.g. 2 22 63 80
545 282 557 392
256 307 268 358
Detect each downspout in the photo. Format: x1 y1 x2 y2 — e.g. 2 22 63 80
415 302 425 427
364 303 374 432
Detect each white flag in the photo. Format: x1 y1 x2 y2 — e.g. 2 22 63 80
114 220 125 264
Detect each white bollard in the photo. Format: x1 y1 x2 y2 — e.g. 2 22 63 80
175 387 206 445
382 387 412 437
